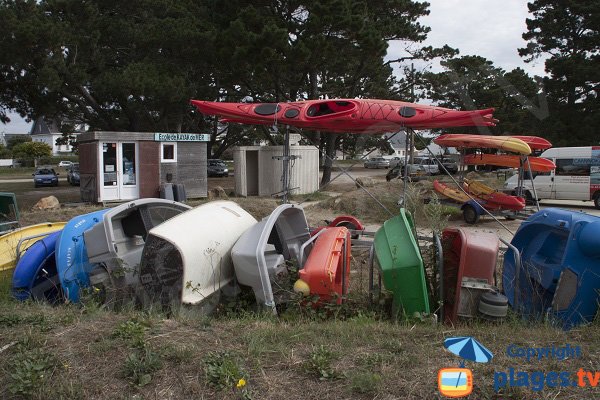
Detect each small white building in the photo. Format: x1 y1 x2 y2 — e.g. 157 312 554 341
233 145 319 197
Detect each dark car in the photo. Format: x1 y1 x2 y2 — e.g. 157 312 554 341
436 157 459 174
67 163 80 186
32 167 59 187
207 159 229 177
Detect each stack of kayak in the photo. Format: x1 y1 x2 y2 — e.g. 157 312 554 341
431 134 555 223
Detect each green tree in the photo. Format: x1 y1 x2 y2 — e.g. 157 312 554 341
6 135 32 150
0 0 218 132
1 0 454 184
208 1 451 183
11 141 52 166
420 56 546 137
0 144 12 159
519 0 600 145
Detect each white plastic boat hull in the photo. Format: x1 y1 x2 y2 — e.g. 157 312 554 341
231 204 310 309
139 201 257 307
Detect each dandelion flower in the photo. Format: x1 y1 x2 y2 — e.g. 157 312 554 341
236 378 246 388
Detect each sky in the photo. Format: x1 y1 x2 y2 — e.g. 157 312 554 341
387 0 547 77
1 0 546 135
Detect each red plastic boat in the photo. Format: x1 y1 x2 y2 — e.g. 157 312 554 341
442 227 499 325
298 226 351 304
463 154 556 172
190 99 498 133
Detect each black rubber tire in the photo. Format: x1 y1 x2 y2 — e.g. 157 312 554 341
336 221 359 240
594 193 600 210
463 205 480 225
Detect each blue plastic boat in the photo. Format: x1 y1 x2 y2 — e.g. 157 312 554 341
12 230 63 303
503 208 600 329
56 209 109 303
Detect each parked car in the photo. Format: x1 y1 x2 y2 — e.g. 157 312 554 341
67 163 80 186
436 157 459 174
207 159 229 177
32 167 59 187
58 161 73 168
363 157 390 169
408 157 439 175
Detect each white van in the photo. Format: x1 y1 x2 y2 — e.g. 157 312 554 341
503 146 600 209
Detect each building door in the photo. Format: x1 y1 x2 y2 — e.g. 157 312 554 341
99 142 139 201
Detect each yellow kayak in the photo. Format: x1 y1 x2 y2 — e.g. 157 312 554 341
0 222 66 271
433 180 471 203
434 134 532 155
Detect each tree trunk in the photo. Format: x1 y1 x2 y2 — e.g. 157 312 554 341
320 133 338 185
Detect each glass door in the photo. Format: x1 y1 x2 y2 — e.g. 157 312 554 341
101 142 119 201
119 142 139 200
99 142 139 201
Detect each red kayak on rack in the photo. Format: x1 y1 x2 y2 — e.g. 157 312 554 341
463 154 556 172
190 99 498 133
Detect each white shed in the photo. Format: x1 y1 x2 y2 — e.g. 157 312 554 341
233 145 319 197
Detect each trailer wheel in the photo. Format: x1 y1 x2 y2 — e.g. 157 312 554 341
594 193 600 210
463 205 480 224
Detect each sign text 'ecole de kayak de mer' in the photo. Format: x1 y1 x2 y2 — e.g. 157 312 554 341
153 133 211 142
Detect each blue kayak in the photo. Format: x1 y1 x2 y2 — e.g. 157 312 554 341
503 208 600 330
56 209 109 303
12 230 63 303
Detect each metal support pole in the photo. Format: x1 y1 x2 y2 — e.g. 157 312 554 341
282 125 290 203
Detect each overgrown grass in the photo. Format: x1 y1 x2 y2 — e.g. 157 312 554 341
1 179 599 399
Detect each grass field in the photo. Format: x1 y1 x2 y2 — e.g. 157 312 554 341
0 178 599 399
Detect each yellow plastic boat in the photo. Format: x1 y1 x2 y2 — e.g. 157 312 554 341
0 222 66 271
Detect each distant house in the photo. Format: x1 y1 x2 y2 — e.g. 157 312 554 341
0 131 30 147
29 117 79 155
384 131 417 159
418 141 459 158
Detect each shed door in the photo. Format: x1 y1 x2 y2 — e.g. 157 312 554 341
99 142 139 201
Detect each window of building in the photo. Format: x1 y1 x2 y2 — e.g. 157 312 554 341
161 142 177 163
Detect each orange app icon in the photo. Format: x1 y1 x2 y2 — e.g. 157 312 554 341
438 367 473 398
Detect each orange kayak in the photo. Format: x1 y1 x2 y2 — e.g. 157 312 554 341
433 180 471 203
190 99 498 133
434 134 531 155
463 154 556 172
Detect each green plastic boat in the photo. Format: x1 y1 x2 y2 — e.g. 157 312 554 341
374 209 430 317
